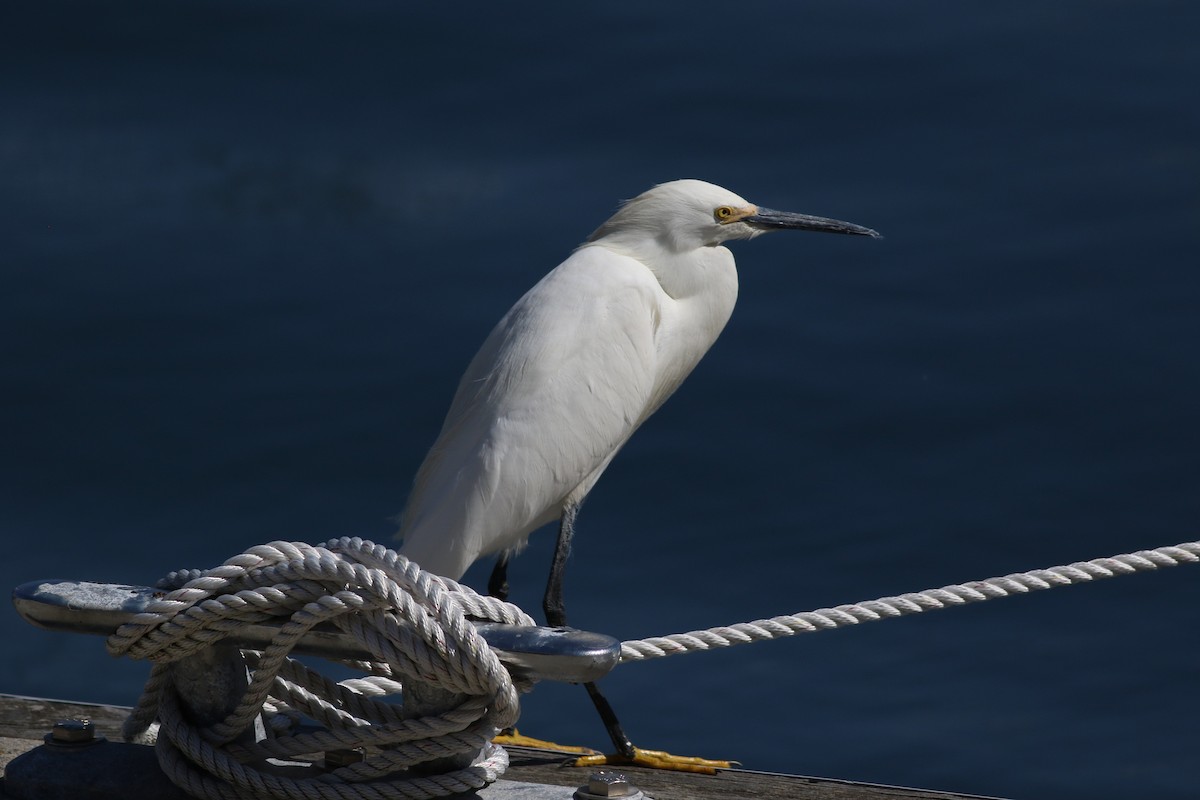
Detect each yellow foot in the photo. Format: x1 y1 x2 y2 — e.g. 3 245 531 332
573 747 736 775
492 728 601 756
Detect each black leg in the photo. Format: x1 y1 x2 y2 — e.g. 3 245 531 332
488 552 510 601
542 499 637 759
585 681 637 759
543 500 579 627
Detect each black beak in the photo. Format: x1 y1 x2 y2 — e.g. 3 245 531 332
746 207 881 238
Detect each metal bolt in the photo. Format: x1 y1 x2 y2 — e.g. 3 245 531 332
574 770 644 800
324 748 364 768
47 718 99 746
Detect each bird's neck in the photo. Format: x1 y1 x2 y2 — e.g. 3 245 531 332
588 239 737 302
623 244 740 421
649 246 738 309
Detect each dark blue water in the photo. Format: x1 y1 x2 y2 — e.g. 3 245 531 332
3 2 1199 797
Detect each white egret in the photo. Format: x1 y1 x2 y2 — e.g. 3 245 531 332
398 179 879 770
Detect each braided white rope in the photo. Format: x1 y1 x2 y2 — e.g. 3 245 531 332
106 537 536 800
619 541 1200 663
103 534 1198 798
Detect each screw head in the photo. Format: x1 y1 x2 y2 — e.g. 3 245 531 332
48 718 98 745
574 770 643 799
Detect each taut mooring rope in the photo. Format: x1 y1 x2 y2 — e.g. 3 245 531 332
618 541 1200 662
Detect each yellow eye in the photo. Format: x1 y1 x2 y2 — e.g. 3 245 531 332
715 206 735 221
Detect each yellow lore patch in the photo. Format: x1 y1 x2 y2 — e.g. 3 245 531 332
714 204 757 224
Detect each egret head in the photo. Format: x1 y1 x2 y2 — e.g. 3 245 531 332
587 179 880 255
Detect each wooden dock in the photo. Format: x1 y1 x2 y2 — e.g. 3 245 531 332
0 693 1004 800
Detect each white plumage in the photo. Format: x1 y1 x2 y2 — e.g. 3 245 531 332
395 178 878 767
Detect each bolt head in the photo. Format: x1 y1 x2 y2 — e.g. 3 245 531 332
49 718 96 744
580 770 639 798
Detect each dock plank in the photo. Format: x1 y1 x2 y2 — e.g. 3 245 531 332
0 693 129 741
0 694 1001 800
501 746 998 800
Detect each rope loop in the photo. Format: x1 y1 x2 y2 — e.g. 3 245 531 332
107 537 536 800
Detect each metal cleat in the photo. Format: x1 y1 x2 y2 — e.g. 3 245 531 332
13 578 621 683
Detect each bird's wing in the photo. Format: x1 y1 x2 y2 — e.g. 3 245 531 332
399 246 664 575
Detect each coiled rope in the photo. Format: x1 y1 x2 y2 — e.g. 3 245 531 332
107 537 536 800
106 536 1199 799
